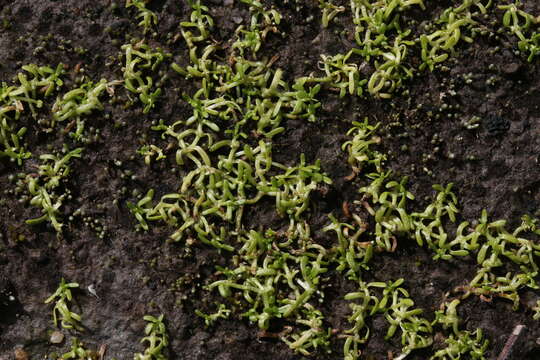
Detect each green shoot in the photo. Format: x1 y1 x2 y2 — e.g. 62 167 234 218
25 147 83 233
126 0 158 34
61 338 97 360
44 278 82 331
195 304 231 326
134 314 169 360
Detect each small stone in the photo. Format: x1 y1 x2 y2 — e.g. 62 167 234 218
501 62 521 75
14 348 28 360
224 0 234 5
232 16 243 24
50 331 64 344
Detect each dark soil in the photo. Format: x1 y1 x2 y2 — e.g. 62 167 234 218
1 1 539 359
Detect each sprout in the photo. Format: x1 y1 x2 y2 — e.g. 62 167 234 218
1 64 64 164
52 79 119 126
280 304 331 356
134 315 169 360
61 338 96 360
25 147 83 233
431 329 489 359
126 0 158 34
499 2 540 62
195 304 231 327
319 0 345 28
45 278 83 331
419 4 477 72
533 300 540 320
122 42 169 113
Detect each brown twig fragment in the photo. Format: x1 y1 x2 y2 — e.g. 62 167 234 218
98 344 107 360
497 324 525 360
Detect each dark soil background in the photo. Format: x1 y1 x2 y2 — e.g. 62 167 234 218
0 0 539 359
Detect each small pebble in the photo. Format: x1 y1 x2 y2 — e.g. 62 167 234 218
14 348 28 360
50 331 64 344
501 62 521 75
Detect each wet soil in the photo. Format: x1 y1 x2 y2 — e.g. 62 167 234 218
1 0 539 359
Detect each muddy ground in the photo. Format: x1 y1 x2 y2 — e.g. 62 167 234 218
0 0 539 359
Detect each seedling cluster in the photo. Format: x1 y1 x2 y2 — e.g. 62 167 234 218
0 64 63 164
499 1 540 62
122 42 169 113
45 279 168 360
25 147 83 233
45 278 83 331
134 315 169 360
123 0 540 358
2 0 539 359
126 0 158 35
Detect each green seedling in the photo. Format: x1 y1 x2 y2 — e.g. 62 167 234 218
127 189 155 231
61 338 97 360
134 315 169 360
432 330 489 359
431 298 489 359
52 79 117 124
122 42 169 113
318 51 365 97
319 0 345 28
342 283 379 360
137 144 166 165
499 2 540 62
419 3 479 71
0 64 64 164
280 304 331 356
342 118 385 174
533 300 540 320
126 0 158 34
180 0 214 47
25 147 83 233
323 214 372 280
45 278 82 331
195 304 231 326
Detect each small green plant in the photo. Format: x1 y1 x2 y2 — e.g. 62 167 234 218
45 278 83 331
137 144 166 165
134 314 169 360
419 7 476 71
319 0 345 28
431 299 489 359
126 0 158 34
342 282 378 360
499 2 540 62
25 147 83 233
431 329 489 359
318 51 366 97
0 64 64 164
379 280 433 357
122 42 169 113
180 0 214 47
195 303 231 326
323 214 372 280
342 118 385 174
61 338 97 360
533 300 540 320
280 304 331 356
127 188 155 231
52 79 115 124
367 36 414 98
